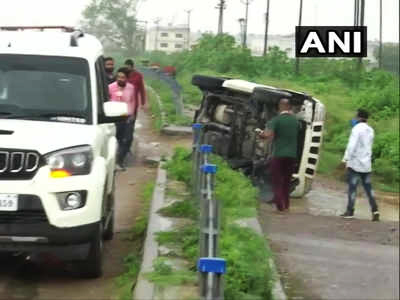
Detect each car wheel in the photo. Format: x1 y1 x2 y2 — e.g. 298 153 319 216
192 75 226 91
79 223 103 278
103 176 115 241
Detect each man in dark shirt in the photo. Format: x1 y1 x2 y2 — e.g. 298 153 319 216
125 59 147 116
259 98 298 212
104 57 116 85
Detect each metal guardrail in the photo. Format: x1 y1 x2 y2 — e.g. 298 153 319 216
138 67 184 115
192 123 226 300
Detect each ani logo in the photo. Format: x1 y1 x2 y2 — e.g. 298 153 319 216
296 26 367 58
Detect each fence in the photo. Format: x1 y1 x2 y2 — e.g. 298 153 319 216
138 67 184 115
192 123 226 300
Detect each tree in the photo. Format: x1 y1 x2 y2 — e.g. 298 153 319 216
374 43 400 74
80 0 144 55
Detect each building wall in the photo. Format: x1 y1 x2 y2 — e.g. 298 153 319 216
146 26 191 53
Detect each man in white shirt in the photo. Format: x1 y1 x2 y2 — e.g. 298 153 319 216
341 109 379 221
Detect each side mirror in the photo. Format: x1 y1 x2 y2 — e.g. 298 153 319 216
104 101 128 117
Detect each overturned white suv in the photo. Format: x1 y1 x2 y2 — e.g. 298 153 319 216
0 27 128 277
192 75 326 198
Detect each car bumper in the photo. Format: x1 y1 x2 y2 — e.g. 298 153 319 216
0 221 99 259
0 159 107 228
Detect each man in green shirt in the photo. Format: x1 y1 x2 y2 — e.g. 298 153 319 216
259 98 298 211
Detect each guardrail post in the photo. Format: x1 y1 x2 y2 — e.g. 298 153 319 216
192 123 203 194
198 163 223 300
197 145 213 200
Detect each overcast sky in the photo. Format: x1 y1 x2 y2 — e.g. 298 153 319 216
0 0 398 42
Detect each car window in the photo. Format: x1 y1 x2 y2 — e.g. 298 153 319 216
0 54 92 122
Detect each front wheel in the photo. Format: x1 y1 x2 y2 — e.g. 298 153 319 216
78 223 103 278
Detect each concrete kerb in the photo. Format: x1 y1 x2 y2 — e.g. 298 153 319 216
235 217 287 300
133 162 167 300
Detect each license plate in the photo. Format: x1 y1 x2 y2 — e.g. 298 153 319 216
0 194 18 211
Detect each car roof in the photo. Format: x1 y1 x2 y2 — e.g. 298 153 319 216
0 30 103 62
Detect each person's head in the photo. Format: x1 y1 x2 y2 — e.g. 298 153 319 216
104 57 114 74
124 59 135 71
278 98 292 112
116 67 130 88
356 108 369 122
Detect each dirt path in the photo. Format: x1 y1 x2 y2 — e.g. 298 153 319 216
0 112 191 300
259 177 399 300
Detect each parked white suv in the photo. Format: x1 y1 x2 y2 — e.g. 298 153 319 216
0 27 128 277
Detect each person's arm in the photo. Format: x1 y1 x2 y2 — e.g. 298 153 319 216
259 118 276 141
343 127 359 162
138 74 147 107
129 86 137 120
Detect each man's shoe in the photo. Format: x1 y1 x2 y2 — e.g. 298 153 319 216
372 211 380 222
116 164 126 172
340 211 354 219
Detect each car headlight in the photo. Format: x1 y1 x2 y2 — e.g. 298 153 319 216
45 146 93 178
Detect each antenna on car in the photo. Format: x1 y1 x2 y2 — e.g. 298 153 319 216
70 30 84 47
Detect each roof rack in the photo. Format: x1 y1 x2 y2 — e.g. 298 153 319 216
0 26 75 32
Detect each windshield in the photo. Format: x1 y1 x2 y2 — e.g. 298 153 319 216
0 54 92 123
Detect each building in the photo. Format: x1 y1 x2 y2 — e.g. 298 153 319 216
146 25 191 53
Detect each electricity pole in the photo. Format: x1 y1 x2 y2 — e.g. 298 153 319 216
185 9 192 50
358 0 365 70
241 0 253 48
263 0 270 56
154 18 161 51
216 0 226 34
295 0 303 74
379 0 383 68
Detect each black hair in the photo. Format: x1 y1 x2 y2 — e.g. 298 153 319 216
357 108 369 120
104 57 114 62
117 67 130 77
124 59 134 67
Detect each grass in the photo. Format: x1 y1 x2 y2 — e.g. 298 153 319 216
157 199 198 219
165 147 275 299
145 77 192 128
115 183 155 300
147 87 164 131
145 258 197 287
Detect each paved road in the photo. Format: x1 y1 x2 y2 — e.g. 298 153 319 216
259 183 399 300
0 113 159 300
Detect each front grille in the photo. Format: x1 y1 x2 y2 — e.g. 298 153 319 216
0 149 43 180
0 195 48 224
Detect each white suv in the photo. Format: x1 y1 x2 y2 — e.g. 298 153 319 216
192 75 326 198
0 27 128 277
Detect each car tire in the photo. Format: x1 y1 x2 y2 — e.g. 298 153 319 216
103 175 115 241
103 205 114 241
252 87 292 105
78 223 103 278
191 75 226 91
